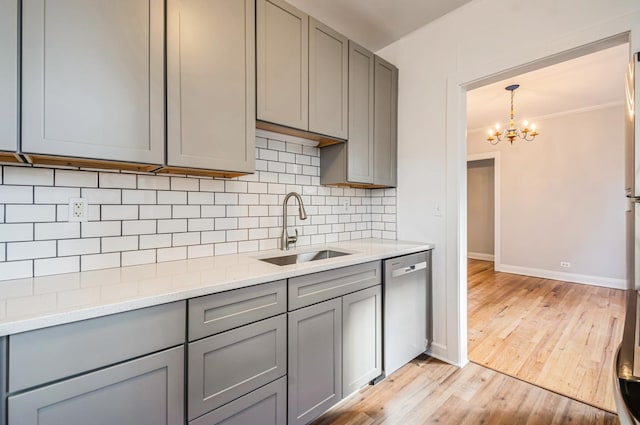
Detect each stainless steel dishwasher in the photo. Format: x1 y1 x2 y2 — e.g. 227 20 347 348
383 250 432 377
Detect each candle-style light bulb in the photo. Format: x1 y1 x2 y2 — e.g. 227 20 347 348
495 123 500 130
522 120 529 127
531 123 537 131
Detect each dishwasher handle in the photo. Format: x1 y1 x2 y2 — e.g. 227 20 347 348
391 261 427 278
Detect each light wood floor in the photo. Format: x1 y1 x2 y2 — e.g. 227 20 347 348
311 355 619 425
467 259 626 413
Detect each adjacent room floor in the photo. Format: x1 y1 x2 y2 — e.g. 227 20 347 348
467 259 626 412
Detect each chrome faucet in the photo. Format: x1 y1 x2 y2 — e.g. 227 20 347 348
280 192 307 250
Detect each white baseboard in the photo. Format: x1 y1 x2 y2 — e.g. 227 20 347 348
467 252 494 261
495 263 627 290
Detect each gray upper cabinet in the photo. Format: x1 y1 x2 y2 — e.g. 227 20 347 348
373 55 398 187
21 0 165 166
342 285 382 396
8 346 184 425
166 0 255 175
257 0 309 130
308 18 348 140
288 298 342 425
0 0 18 157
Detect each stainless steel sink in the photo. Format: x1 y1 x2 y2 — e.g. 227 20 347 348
259 249 350 266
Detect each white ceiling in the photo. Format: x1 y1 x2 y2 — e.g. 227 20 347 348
466 43 629 132
287 0 473 51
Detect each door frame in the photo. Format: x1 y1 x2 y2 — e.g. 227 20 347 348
466 152 501 267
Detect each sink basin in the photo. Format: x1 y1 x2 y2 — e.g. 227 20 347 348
259 249 350 266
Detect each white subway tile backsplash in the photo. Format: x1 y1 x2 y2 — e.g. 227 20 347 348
81 253 120 271
102 236 138 253
0 260 32 280
34 187 80 204
35 223 80 240
140 205 171 220
99 172 136 189
4 167 53 186
58 238 100 256
0 136 397 280
7 241 56 261
122 249 156 267
101 205 138 221
123 190 156 205
157 246 187 263
0 186 33 204
123 220 156 236
34 255 80 277
55 170 98 188
6 205 55 223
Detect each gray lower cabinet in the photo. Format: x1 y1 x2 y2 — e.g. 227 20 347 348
288 298 343 425
373 56 398 187
342 285 382 396
0 0 17 155
190 377 287 425
257 0 309 130
21 0 164 165
166 0 255 174
8 346 184 425
188 314 287 420
308 18 348 140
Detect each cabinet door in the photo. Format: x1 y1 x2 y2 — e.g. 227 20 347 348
8 346 184 425
188 315 287 420
308 18 348 140
342 285 382 396
0 0 17 153
347 41 375 184
167 0 255 173
21 0 164 164
288 298 342 425
190 377 286 425
256 0 308 130
373 56 398 187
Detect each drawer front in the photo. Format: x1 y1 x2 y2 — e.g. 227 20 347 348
189 279 286 341
8 346 184 425
9 301 186 393
288 261 381 310
190 377 286 425
188 314 287 420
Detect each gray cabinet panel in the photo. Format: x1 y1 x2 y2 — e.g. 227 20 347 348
9 301 185 392
8 346 184 425
190 377 286 425
188 314 287 420
288 298 342 425
373 56 398 187
167 0 255 173
347 42 375 184
257 0 308 130
188 279 286 341
0 0 17 153
21 0 164 164
288 261 381 310
308 18 348 140
342 285 382 396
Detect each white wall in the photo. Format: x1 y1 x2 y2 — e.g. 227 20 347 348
377 0 640 365
467 159 494 260
469 106 626 287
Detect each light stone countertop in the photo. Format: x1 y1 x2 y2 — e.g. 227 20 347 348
0 239 434 336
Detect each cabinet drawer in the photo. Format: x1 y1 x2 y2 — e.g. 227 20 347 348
190 377 286 425
288 261 381 310
188 279 286 341
9 301 186 393
188 314 287 420
8 346 184 425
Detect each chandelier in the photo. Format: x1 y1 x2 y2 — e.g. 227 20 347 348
487 84 539 144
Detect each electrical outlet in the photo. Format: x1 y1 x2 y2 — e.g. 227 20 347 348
68 198 88 222
342 199 350 213
560 261 571 268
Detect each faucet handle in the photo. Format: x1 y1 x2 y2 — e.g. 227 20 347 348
287 228 298 247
